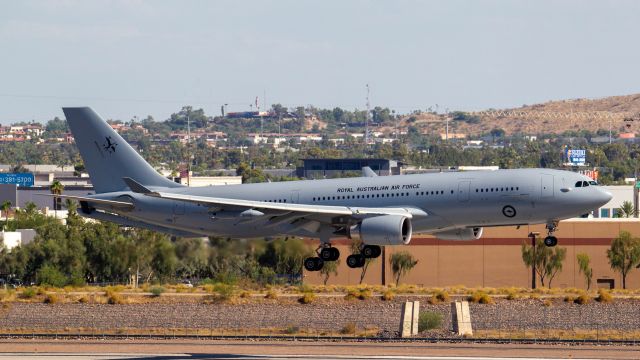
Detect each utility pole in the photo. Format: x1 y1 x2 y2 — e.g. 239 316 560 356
445 108 450 143
186 113 191 187
365 84 370 148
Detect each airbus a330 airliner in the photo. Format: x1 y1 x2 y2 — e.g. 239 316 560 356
58 107 612 272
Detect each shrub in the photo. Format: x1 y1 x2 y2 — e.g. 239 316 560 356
106 290 125 305
542 299 552 307
213 283 236 301
150 286 165 297
77 296 89 304
239 291 252 299
298 292 316 304
297 284 313 293
574 293 591 305
595 289 613 303
20 287 36 299
43 294 59 304
358 289 372 300
265 289 278 299
284 325 299 334
340 322 356 335
468 291 493 304
506 291 518 300
381 289 395 301
434 290 450 303
344 289 359 301
418 311 443 332
563 295 576 303
37 265 67 288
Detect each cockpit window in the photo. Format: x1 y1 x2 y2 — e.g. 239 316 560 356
575 181 582 187
589 181 598 186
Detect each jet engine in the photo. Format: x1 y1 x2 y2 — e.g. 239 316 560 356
348 215 412 245
433 227 483 241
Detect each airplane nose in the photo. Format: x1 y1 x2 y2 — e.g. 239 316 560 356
597 189 613 206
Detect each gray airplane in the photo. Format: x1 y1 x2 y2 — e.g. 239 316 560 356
59 107 612 272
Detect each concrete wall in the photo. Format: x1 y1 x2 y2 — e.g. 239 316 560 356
304 219 640 289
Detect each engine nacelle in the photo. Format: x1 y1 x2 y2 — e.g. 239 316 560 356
434 227 483 241
349 215 412 245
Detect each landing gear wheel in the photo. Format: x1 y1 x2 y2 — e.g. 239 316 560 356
304 257 324 271
346 254 365 268
361 245 381 259
543 236 558 247
319 247 340 261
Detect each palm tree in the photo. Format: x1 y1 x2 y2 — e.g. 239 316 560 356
619 201 635 218
1 200 11 228
50 179 64 219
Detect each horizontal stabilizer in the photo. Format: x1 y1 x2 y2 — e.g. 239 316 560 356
123 177 152 194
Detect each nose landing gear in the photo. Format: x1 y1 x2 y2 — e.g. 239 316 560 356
543 221 559 247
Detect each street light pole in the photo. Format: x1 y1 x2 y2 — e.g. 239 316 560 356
529 232 539 289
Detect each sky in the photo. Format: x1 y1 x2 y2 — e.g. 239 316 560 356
1 0 639 123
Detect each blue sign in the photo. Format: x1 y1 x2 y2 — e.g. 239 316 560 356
0 173 35 187
565 149 586 166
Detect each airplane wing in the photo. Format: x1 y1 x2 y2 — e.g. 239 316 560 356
147 191 426 219
39 194 135 210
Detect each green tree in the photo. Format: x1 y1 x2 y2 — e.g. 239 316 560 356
521 239 567 288
319 259 339 285
607 231 640 289
577 253 593 290
390 251 418 286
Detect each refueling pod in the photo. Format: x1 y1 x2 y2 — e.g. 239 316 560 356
433 227 483 241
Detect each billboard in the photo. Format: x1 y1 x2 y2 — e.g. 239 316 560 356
0 173 34 187
565 148 586 166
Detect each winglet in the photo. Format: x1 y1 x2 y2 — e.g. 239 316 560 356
123 177 152 194
362 167 378 177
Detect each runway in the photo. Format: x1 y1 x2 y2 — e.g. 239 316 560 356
0 355 610 360
1 339 640 360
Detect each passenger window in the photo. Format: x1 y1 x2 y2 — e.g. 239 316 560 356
589 181 598 185
583 181 589 187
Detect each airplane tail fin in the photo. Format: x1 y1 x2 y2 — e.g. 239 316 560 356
63 107 183 193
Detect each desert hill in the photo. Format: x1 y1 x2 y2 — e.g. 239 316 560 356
404 93 640 136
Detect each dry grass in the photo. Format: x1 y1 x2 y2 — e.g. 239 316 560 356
381 289 395 301
105 289 126 305
468 291 493 304
264 289 278 300
43 294 59 304
595 289 613 303
298 292 316 304
574 293 591 305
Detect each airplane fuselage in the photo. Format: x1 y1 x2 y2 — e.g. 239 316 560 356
102 168 611 239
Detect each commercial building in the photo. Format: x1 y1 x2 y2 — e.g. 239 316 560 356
296 158 402 179
304 218 640 289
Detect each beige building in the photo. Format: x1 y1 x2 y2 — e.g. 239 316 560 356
304 218 640 289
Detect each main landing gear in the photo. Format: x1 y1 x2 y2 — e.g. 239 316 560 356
346 244 382 269
304 245 340 272
543 221 559 247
